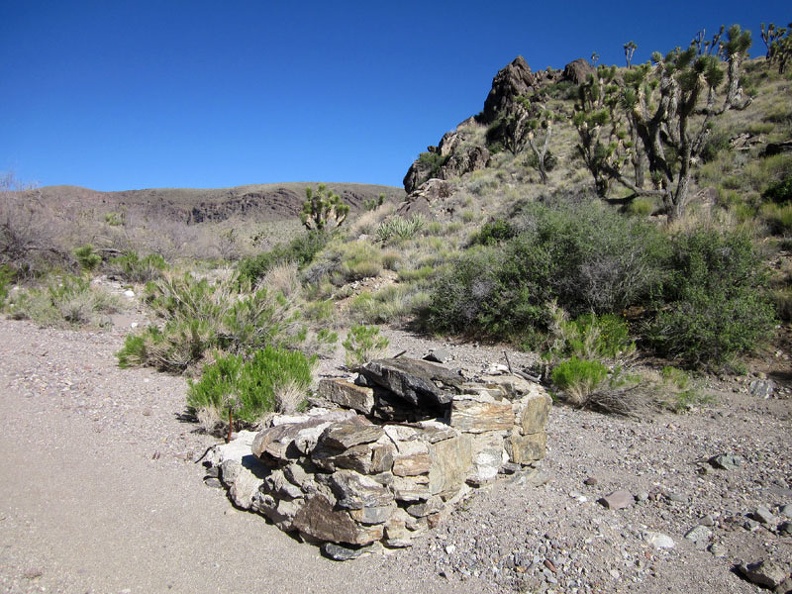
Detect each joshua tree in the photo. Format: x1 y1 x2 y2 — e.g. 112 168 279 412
762 22 792 73
300 184 349 231
624 41 637 68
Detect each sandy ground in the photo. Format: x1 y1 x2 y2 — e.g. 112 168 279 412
1 315 790 594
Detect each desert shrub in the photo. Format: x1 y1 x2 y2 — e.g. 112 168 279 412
333 241 382 283
7 274 121 328
761 203 792 234
376 214 425 244
700 127 732 163
421 201 665 341
772 286 792 322
657 366 714 412
625 197 655 217
417 151 447 178
347 284 428 324
342 324 389 368
187 346 315 429
763 174 792 205
116 273 304 373
647 228 777 367
546 306 635 362
0 264 13 304
107 251 168 283
550 358 608 406
237 230 328 286
472 219 517 245
73 244 102 273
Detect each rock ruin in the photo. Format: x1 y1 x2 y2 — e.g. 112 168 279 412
205 357 551 559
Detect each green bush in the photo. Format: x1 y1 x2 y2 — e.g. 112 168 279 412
116 273 304 373
0 264 13 304
187 346 315 428
237 230 329 286
550 358 609 406
342 324 389 368
647 228 777 367
107 251 167 283
763 174 792 205
761 203 792 234
421 201 665 341
472 219 516 245
73 244 102 273
8 274 121 328
547 307 635 362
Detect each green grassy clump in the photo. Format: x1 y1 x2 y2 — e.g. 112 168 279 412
107 251 168 283
6 274 121 328
116 273 304 373
237 230 329 286
187 346 316 429
550 358 609 406
342 324 389 368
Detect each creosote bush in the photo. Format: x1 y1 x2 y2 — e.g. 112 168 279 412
647 228 776 367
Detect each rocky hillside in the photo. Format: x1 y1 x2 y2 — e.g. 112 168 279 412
33 182 405 226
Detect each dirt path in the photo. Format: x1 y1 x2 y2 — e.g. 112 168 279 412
0 318 468 594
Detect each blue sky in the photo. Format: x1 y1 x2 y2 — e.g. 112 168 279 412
1 1 789 191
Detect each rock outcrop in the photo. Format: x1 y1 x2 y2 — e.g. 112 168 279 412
206 358 551 557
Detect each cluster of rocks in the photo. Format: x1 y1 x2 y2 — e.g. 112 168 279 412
205 357 551 559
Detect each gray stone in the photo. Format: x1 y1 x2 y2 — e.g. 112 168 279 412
292 495 383 546
391 475 431 502
467 432 507 486
599 490 634 510
323 469 395 510
261 469 302 500
359 358 463 408
780 504 792 518
252 419 327 464
406 495 446 518
753 505 778 524
505 431 547 465
387 427 432 477
428 432 472 500
318 379 375 415
778 521 792 536
514 388 553 435
738 560 788 588
450 392 514 434
708 453 743 470
220 459 264 510
708 542 728 558
253 493 303 531
424 348 452 364
684 525 712 550
321 542 369 561
749 379 776 398
319 417 383 450
312 435 395 475
644 532 675 549
349 504 396 525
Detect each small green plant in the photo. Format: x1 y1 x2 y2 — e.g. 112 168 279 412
73 244 102 273
104 211 125 226
187 346 316 435
547 306 636 362
0 264 13 304
550 358 609 406
8 274 121 328
763 174 792 205
237 230 328 286
342 324 389 368
364 193 386 211
107 251 167 283
659 366 715 412
376 215 425 244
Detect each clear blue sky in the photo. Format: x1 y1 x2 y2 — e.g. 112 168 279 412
1 1 788 191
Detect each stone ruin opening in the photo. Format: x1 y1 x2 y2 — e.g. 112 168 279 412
204 357 551 560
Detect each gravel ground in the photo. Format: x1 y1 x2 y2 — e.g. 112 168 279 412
1 315 790 593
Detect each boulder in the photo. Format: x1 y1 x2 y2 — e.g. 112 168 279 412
515 388 552 435
562 58 594 85
482 56 535 123
428 432 472 500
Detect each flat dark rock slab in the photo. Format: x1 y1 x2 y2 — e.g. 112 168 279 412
358 358 464 409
